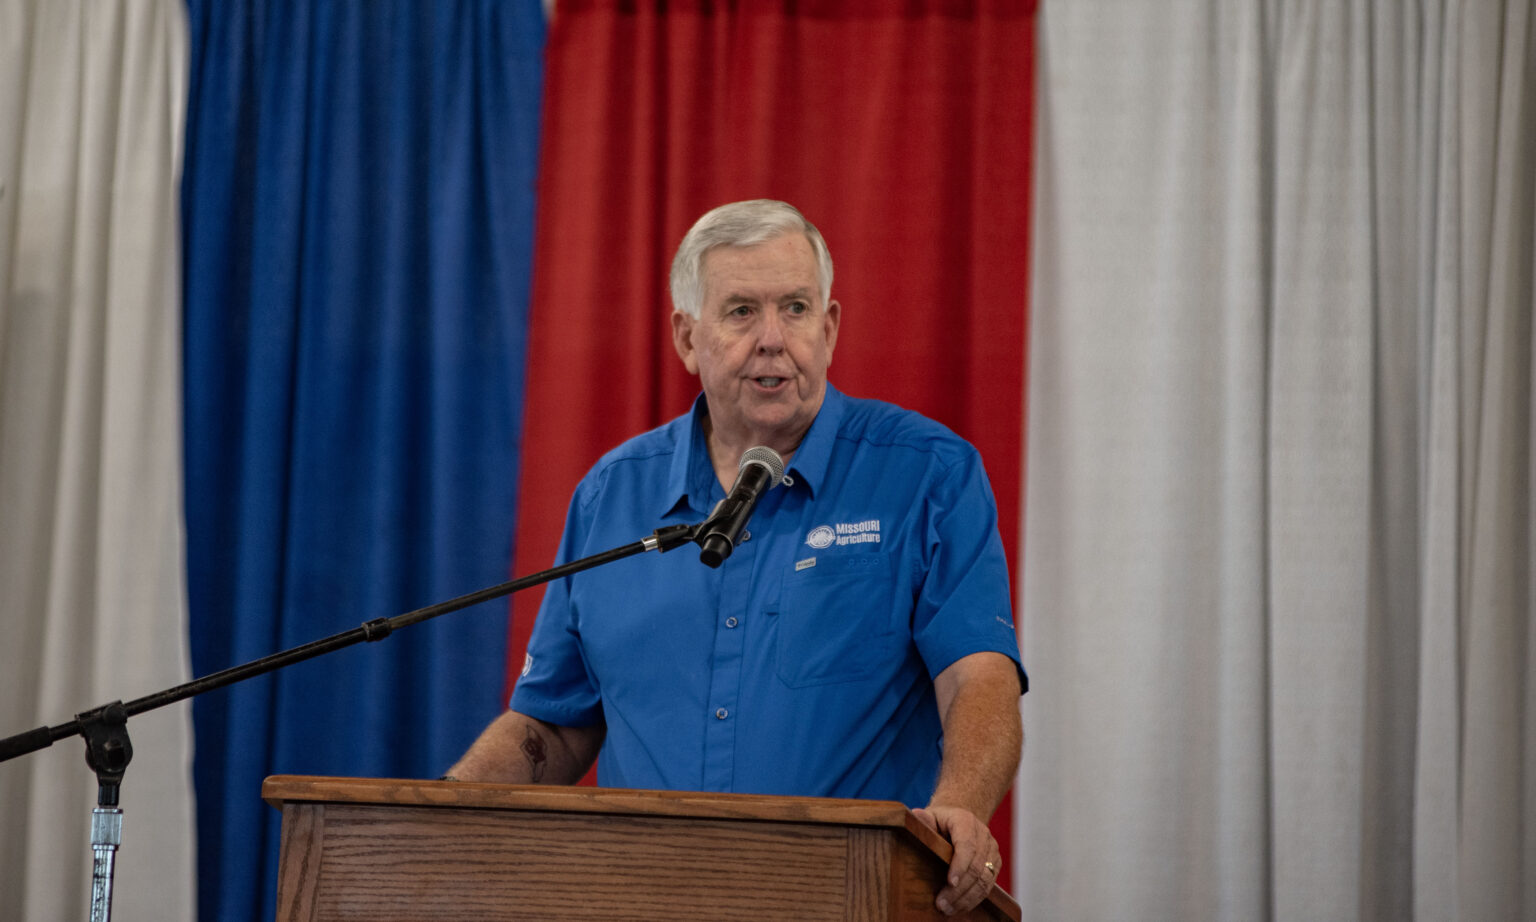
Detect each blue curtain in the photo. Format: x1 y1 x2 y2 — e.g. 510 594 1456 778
180 1 544 918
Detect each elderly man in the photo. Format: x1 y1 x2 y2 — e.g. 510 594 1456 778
448 200 1025 916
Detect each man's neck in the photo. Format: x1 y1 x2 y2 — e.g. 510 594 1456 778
701 416 801 492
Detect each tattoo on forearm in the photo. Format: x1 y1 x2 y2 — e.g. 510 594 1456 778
520 726 548 782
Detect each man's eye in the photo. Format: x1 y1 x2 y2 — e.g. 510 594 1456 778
786 301 809 315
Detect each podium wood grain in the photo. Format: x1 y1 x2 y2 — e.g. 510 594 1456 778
264 775 1019 922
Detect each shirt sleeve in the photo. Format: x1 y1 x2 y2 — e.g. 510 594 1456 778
508 479 607 727
910 445 1028 693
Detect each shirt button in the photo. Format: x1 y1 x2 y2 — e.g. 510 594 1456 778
741 530 751 541
715 708 729 719
725 617 739 628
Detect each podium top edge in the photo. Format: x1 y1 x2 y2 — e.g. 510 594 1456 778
262 773 914 827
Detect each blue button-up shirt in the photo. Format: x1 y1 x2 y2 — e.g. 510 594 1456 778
512 384 1025 807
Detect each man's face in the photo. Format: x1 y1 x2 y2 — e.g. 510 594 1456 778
671 232 840 454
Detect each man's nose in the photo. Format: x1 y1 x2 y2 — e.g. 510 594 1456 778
756 309 786 353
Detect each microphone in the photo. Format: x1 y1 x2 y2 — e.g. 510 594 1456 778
697 446 786 568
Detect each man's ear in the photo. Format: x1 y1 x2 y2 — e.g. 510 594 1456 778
824 299 841 360
671 311 700 375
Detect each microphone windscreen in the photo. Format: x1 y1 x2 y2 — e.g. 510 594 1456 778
739 446 786 486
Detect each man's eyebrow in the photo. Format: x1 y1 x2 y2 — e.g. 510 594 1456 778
715 287 814 307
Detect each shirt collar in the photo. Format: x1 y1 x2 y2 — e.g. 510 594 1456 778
783 381 842 500
661 382 846 517
661 393 715 519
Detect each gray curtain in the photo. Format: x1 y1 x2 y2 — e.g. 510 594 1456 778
1019 0 1533 919
0 2 195 920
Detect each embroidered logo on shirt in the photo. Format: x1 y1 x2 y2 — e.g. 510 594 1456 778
521 653 533 677
805 519 882 548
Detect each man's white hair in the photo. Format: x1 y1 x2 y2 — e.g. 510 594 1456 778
669 199 834 318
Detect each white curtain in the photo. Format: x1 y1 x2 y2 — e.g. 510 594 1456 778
0 1 195 920
1020 0 1533 919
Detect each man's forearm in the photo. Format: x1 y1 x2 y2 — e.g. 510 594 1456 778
917 652 1022 915
445 710 603 785
929 652 1024 818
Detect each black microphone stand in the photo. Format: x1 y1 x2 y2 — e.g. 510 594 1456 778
0 521 703 922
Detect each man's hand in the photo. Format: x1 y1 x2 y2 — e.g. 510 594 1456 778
912 804 1001 915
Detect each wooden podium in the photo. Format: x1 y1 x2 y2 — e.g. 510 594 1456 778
263 775 1020 922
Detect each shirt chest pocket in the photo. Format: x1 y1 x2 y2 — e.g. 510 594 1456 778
770 554 899 688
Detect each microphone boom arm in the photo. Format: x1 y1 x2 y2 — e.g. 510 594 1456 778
0 521 702 764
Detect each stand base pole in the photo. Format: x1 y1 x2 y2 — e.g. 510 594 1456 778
89 806 122 922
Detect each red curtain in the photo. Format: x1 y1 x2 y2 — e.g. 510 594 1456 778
511 0 1035 885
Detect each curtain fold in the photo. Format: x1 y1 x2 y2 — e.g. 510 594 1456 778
180 1 545 918
1024 0 1534 918
515 0 1036 885
0 2 195 920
